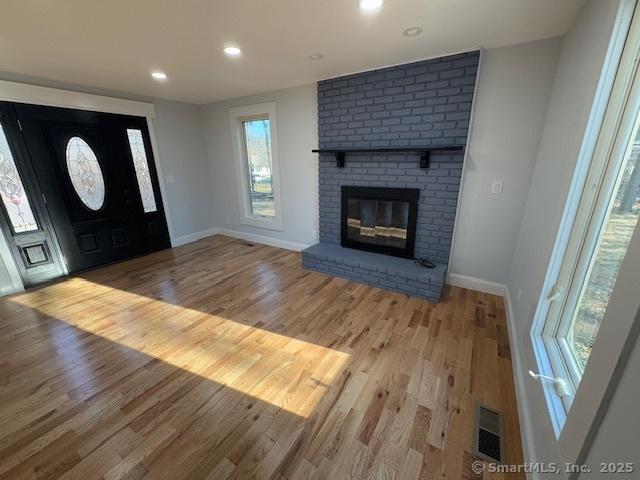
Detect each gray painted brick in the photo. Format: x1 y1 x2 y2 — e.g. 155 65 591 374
312 51 479 298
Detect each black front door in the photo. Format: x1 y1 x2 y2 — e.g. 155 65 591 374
0 102 170 282
0 104 66 286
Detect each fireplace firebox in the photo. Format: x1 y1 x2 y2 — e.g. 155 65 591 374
341 186 419 259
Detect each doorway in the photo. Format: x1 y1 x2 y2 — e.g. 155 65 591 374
0 102 170 288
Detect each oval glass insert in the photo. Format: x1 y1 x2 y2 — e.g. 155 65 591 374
65 137 105 211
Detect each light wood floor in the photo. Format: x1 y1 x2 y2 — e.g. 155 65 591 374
0 235 524 480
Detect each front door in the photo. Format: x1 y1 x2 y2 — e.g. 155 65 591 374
0 102 170 284
0 104 66 286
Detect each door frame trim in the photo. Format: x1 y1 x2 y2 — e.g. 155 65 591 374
0 81 177 295
0 227 23 295
0 80 156 118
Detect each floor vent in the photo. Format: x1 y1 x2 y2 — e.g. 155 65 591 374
473 403 504 463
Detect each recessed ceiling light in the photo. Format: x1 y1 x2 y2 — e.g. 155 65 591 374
403 27 423 37
224 46 242 57
309 54 324 60
359 0 383 12
151 71 168 81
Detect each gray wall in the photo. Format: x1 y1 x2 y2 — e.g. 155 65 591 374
316 53 479 265
200 84 319 248
450 38 561 283
505 0 622 474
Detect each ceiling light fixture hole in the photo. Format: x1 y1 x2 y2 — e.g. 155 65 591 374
403 27 423 37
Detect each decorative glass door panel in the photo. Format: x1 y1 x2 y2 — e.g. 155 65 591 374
0 103 66 287
0 121 38 233
126 129 157 213
65 136 106 211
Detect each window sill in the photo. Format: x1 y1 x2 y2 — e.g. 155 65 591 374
530 331 569 438
240 215 283 232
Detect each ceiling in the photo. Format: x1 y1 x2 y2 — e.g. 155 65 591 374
0 0 585 105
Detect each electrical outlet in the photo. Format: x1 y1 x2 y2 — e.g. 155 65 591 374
225 217 230 225
312 229 318 240
491 180 503 194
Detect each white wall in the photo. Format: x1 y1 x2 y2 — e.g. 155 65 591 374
151 100 212 242
201 84 318 249
581 311 640 479
505 0 623 474
450 38 561 284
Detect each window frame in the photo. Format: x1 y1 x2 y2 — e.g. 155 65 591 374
229 102 283 231
530 0 639 445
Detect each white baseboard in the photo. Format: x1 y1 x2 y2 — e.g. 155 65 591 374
504 286 537 480
170 227 219 247
0 284 23 297
215 228 311 252
170 226 312 252
446 272 507 296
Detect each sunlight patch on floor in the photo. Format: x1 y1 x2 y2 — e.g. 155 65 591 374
10 277 350 417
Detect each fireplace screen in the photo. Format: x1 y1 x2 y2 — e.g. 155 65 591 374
341 186 419 258
347 199 409 248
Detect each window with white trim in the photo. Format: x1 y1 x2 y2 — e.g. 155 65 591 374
532 7 640 426
229 102 282 230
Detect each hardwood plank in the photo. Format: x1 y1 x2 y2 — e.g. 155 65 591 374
0 235 525 479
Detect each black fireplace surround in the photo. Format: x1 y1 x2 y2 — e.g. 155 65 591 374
341 186 419 259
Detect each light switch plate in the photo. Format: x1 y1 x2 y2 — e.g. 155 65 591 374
491 180 503 194
165 174 176 184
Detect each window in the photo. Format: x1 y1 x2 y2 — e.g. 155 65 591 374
0 121 38 232
126 129 157 213
65 137 105 211
542 118 640 406
242 119 275 218
570 144 640 371
532 4 640 430
229 102 282 230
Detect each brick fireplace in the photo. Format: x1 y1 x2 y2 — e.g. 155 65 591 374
302 51 479 302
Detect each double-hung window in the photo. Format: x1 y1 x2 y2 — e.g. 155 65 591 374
229 102 282 230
